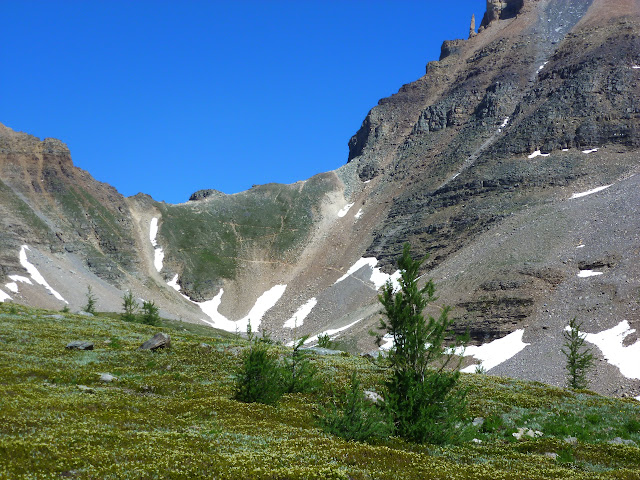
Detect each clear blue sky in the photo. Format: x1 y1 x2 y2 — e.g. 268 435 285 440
1 1 484 204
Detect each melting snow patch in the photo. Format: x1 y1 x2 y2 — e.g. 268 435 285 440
5 283 18 293
537 61 549 73
167 274 181 292
198 284 287 333
632 65 640 69
500 117 510 129
337 203 355 218
355 208 364 220
461 329 530 373
283 297 317 328
528 150 550 159
581 321 640 379
149 218 164 272
0 289 11 302
576 244 585 249
570 185 611 199
335 258 401 290
562 148 570 151
19 246 67 303
379 333 394 351
304 318 363 345
578 270 603 278
582 148 599 154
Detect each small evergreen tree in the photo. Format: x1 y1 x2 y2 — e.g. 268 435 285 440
377 243 467 444
141 300 160 326
562 317 594 390
84 285 97 315
281 336 319 394
121 290 138 322
234 324 284 405
319 372 392 442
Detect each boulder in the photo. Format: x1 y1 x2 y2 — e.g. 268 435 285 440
138 332 171 351
65 341 94 350
99 373 117 383
364 390 384 404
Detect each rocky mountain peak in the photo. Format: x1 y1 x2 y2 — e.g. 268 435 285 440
480 0 524 29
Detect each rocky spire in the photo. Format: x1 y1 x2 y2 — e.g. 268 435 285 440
469 14 477 38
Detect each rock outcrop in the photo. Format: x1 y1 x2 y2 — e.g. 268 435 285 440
480 0 525 28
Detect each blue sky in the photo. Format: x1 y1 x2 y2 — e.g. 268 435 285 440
1 1 485 204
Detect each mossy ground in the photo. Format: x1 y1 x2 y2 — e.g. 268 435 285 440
1 302 639 479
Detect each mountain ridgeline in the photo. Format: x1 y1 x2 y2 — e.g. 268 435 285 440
1 0 639 397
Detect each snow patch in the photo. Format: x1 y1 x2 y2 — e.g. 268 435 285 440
537 61 549 73
335 258 401 290
198 284 287 333
582 321 640 380
528 150 550 159
378 333 394 351
582 148 599 154
337 203 355 218
149 217 164 272
0 289 12 302
9 275 32 284
167 274 181 292
562 148 569 152
632 65 640 69
576 244 585 249
19 246 67 303
5 283 18 293
461 329 530 373
578 270 603 278
570 185 611 199
283 297 317 328
304 318 363 345
497 117 509 133
354 208 364 220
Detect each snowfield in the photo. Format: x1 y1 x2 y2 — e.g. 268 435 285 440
283 297 317 329
570 185 611 199
19 245 67 303
582 321 640 380
198 284 287 333
528 150 550 159
577 270 603 278
337 203 355 217
167 274 181 291
303 318 363 345
461 329 530 373
335 258 401 290
149 217 164 272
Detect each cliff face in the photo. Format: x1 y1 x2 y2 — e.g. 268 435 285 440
0 124 140 285
2 0 640 397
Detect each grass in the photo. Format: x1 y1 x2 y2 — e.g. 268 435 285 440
1 301 640 479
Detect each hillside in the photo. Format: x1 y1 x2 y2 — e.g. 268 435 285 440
1 0 640 399
2 302 640 479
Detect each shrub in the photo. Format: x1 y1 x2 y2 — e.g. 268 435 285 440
319 372 392 442
141 300 160 326
376 243 468 444
122 290 138 322
233 325 284 405
317 333 333 349
281 336 319 394
84 285 97 314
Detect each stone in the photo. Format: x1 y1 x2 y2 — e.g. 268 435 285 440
469 14 477 38
608 437 637 446
472 438 483 444
364 390 384 404
473 417 485 427
77 385 94 393
65 341 94 350
138 332 171 351
544 452 559 460
99 373 117 383
513 427 543 440
564 436 578 445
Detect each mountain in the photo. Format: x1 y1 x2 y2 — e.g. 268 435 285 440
1 0 640 398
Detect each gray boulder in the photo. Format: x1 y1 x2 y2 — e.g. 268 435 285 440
65 341 94 350
138 332 171 351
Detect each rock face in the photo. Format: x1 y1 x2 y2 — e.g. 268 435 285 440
480 0 525 28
